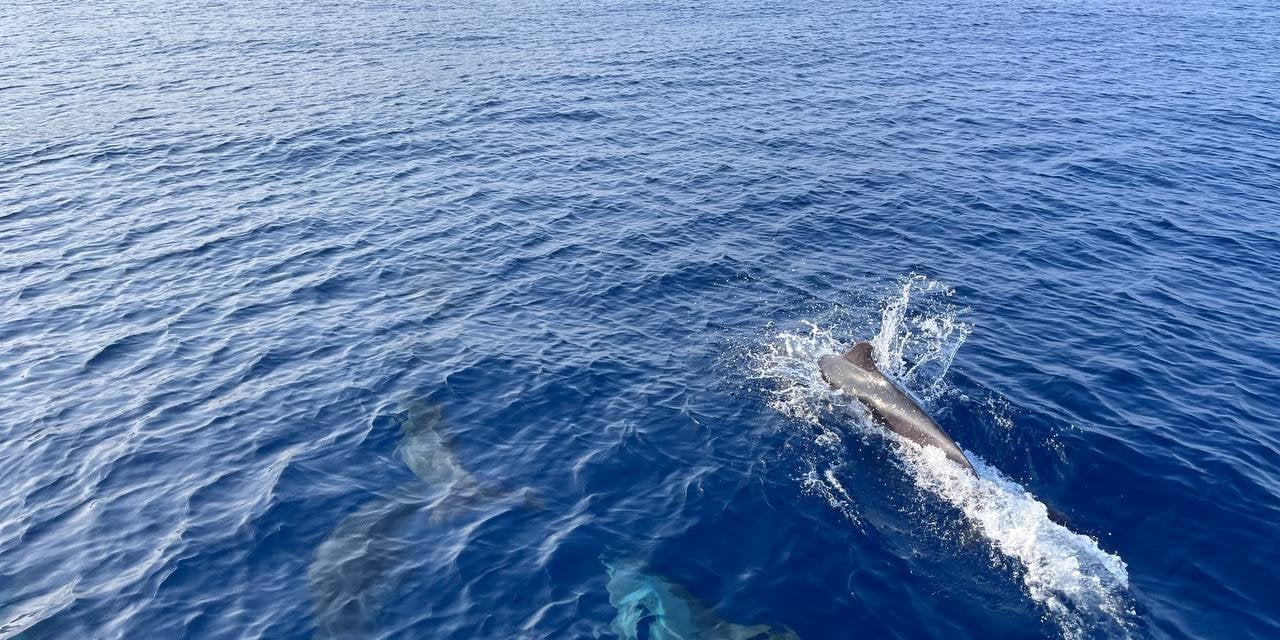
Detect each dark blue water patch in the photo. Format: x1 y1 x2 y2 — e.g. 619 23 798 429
4 0 1280 638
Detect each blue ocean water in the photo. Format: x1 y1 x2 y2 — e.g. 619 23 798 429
2 0 1279 638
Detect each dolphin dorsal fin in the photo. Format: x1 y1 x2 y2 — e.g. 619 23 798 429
842 342 878 372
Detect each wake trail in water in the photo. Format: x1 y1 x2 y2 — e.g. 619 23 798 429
749 275 1136 640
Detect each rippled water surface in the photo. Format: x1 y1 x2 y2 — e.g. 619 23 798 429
3 1 1280 639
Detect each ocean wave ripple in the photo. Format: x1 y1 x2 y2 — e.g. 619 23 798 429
3 1 1280 639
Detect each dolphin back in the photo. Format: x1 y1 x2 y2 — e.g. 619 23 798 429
821 342 977 475
841 342 878 372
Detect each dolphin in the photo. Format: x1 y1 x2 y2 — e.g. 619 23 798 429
820 342 1072 526
391 401 523 520
604 559 799 640
307 495 427 638
308 401 537 638
819 342 975 473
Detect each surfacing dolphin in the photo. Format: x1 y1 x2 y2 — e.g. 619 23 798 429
820 342 1071 525
819 342 975 473
604 559 799 640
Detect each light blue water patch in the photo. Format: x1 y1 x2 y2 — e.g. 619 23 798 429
605 559 798 640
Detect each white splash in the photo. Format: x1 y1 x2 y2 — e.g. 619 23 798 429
901 443 1133 638
749 275 1135 639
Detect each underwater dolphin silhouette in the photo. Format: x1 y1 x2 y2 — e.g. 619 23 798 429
308 401 537 638
819 342 975 473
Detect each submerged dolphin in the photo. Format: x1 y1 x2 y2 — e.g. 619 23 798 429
819 342 975 473
604 559 799 640
391 401 517 519
308 401 536 638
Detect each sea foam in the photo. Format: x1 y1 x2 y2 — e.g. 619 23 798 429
750 276 1136 639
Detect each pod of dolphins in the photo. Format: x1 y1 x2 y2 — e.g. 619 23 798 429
309 342 1062 637
307 400 799 638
